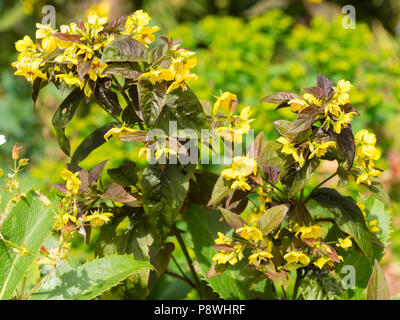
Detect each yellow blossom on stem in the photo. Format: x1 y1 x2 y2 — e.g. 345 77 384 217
308 141 336 159
236 226 263 242
336 236 353 250
36 23 58 53
214 232 232 245
84 211 113 227
284 250 310 265
248 250 273 264
61 169 81 195
55 72 83 89
313 257 332 269
295 225 323 239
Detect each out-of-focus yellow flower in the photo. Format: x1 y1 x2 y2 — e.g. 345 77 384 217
15 35 36 52
284 250 310 265
84 211 113 227
61 169 81 195
213 91 237 115
256 187 271 204
54 214 77 230
36 23 58 53
123 10 159 45
356 167 381 185
104 126 138 141
248 250 273 264
295 225 323 239
236 226 263 242
336 236 352 250
246 208 263 226
87 0 111 18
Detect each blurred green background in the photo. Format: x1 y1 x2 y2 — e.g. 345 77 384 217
1 0 400 298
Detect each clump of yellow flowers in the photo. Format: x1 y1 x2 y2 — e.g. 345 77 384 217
12 10 197 99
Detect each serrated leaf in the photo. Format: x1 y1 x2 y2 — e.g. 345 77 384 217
104 62 142 79
142 164 195 241
260 142 283 166
329 126 355 169
311 188 374 262
102 36 148 63
138 79 167 127
0 190 57 300
366 260 390 300
31 255 153 300
257 204 288 235
71 122 118 164
367 181 393 208
52 88 84 156
299 269 345 300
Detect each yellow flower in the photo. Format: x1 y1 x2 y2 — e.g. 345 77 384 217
248 250 273 264
313 257 331 269
214 232 232 245
212 251 238 265
256 187 271 204
355 129 380 161
324 102 341 117
357 201 367 218
88 57 108 81
84 211 113 227
104 126 138 141
277 136 305 166
166 68 198 94
221 156 257 180
125 10 152 33
15 35 36 52
332 111 356 134
333 79 352 105
284 250 310 265
246 209 263 226
236 226 263 242
36 23 57 52
13 56 47 84
54 214 77 230
55 72 83 89
369 220 380 233
356 167 381 185
303 93 322 107
288 97 308 113
61 169 81 195
213 91 237 115
85 14 108 38
123 10 159 45
231 177 251 191
233 106 254 135
308 141 336 159
295 225 323 239
336 236 352 250
134 26 160 45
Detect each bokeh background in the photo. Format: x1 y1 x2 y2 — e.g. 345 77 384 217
1 0 400 298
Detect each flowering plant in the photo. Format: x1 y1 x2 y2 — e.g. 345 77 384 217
1 9 392 300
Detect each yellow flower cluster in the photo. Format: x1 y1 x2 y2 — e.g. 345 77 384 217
221 156 258 191
323 80 357 134
140 45 198 94
354 129 382 185
288 93 321 113
277 136 305 166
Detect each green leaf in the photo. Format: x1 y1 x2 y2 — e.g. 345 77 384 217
280 157 320 198
366 260 390 300
0 190 57 300
138 79 167 127
367 181 393 208
102 36 148 63
260 142 283 166
107 161 139 187
94 80 122 117
257 204 289 235
155 85 209 136
104 62 142 79
142 164 195 241
52 88 84 156
218 207 247 230
311 188 374 261
299 269 345 300
154 243 175 277
71 122 118 164
187 170 219 206
31 255 153 300
207 175 232 206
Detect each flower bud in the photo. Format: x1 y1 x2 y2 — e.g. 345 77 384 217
12 144 22 160
19 158 29 166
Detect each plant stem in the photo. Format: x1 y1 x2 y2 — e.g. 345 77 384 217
165 271 196 289
304 172 337 204
171 255 196 288
175 231 204 300
292 269 303 300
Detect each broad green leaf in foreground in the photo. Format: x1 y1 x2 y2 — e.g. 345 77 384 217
366 260 390 300
311 188 374 262
0 190 56 300
31 255 153 300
